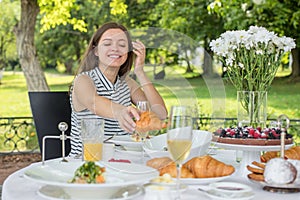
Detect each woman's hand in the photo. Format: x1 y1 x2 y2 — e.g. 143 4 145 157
115 106 140 133
132 40 146 74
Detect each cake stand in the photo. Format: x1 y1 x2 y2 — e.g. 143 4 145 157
212 142 294 178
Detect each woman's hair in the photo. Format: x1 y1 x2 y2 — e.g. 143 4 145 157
77 22 134 77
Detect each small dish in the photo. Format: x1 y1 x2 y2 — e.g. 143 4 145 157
199 182 254 200
209 182 252 196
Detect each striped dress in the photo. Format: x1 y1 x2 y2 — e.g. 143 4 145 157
69 67 131 157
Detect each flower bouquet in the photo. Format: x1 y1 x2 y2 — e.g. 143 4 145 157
210 26 296 127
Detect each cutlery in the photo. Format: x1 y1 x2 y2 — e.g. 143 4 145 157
104 135 114 143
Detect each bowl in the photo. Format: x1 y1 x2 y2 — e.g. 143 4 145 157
144 130 212 160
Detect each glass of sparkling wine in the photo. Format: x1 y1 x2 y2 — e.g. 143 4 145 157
136 101 150 162
167 105 193 199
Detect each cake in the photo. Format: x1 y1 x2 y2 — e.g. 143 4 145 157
213 126 293 146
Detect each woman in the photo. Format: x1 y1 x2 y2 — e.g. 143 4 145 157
69 22 167 156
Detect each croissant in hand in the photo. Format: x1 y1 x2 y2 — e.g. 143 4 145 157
135 111 164 133
183 155 235 178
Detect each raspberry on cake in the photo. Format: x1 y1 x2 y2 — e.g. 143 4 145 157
213 126 293 146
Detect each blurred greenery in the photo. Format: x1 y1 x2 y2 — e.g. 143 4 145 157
0 67 299 120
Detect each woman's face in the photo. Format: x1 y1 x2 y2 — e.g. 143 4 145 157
96 28 129 68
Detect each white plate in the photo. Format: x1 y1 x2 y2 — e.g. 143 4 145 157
24 160 158 199
110 135 143 151
249 179 300 189
180 174 232 185
212 142 293 151
38 185 144 200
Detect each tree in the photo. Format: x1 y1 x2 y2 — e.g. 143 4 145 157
149 0 224 76
14 0 49 91
0 0 20 70
13 0 129 91
209 0 300 80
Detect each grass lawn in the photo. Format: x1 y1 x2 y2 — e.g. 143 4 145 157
0 68 300 120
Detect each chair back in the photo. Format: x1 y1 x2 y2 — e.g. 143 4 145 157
28 91 71 160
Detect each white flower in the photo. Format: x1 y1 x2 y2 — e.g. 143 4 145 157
209 26 296 92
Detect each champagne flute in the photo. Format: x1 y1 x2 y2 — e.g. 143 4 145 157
167 105 193 199
136 100 150 163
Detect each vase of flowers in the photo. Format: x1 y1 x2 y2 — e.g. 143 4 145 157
210 26 295 127
237 91 267 128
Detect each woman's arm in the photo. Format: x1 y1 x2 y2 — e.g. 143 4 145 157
131 40 167 119
127 75 167 120
72 74 139 133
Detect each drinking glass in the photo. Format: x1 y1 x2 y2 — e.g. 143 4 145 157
136 101 150 163
81 118 104 161
167 105 193 199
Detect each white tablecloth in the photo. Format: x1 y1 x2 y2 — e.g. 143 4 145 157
2 149 300 200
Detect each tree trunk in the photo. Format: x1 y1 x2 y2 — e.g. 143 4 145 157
14 0 49 91
291 48 300 78
202 49 214 77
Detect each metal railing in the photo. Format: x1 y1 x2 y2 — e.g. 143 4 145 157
0 116 300 154
0 117 39 155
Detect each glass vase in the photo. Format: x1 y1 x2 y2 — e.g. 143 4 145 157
237 91 267 128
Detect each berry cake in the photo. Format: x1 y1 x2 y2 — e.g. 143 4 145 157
213 126 293 146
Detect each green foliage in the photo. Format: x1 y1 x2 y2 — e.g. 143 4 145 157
39 0 87 33
110 0 128 16
0 0 20 69
209 0 300 47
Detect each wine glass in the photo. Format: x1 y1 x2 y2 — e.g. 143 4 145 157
136 100 150 163
167 105 193 199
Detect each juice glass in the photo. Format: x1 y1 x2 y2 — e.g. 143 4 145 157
81 118 104 161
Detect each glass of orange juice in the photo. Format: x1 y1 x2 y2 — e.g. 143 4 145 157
81 118 104 161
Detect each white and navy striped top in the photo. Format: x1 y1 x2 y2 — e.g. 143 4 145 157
69 67 131 157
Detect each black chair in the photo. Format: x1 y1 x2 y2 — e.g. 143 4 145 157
28 91 71 161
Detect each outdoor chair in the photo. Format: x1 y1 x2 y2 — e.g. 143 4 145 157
28 91 71 161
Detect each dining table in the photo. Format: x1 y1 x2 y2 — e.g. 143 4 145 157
2 147 300 200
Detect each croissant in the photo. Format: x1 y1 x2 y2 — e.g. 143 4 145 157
261 146 300 163
260 151 279 163
159 163 195 178
136 111 163 133
183 155 235 178
146 157 194 178
285 146 300 160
